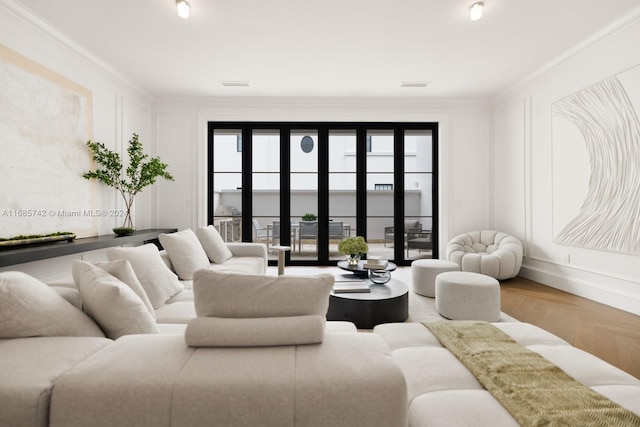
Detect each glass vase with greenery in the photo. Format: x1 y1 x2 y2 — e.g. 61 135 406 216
82 133 174 236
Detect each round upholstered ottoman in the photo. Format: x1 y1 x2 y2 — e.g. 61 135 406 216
411 259 460 297
435 271 500 321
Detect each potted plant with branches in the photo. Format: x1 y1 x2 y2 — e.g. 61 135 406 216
301 212 317 221
82 133 174 236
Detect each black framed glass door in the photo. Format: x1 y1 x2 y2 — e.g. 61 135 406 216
208 121 438 266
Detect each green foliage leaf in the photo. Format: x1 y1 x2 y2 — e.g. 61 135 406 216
82 133 174 199
338 236 369 255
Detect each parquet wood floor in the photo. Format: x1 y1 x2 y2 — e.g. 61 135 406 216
500 276 640 379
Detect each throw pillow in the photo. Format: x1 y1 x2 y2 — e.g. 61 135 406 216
51 286 83 310
0 271 104 338
185 315 325 347
95 259 155 318
195 225 233 264
159 229 210 280
193 270 334 318
72 261 159 339
106 243 184 309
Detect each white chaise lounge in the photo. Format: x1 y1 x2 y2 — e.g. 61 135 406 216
374 322 640 426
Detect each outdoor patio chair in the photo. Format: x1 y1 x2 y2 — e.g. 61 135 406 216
269 221 296 250
406 229 432 257
252 219 269 243
384 219 422 247
298 221 318 253
328 221 345 241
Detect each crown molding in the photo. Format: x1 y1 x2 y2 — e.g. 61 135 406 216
495 4 640 101
0 0 152 101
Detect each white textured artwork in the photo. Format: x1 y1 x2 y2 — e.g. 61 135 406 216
0 44 96 238
552 65 640 254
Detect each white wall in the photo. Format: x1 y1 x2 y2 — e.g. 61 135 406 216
0 1 494 276
493 10 640 315
154 97 493 257
4 0 639 317
0 2 153 280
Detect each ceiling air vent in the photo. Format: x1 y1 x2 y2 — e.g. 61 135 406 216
221 81 250 87
400 81 429 88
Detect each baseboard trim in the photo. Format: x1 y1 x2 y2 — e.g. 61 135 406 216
519 265 640 316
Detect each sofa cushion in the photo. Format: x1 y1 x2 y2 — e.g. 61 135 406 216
49 333 407 427
193 270 334 318
225 242 268 274
0 337 111 427
325 321 358 333
166 289 194 304
154 302 196 324
159 249 174 271
408 390 517 427
159 229 210 280
72 261 159 339
95 259 155 318
51 286 83 310
195 225 233 264
373 322 640 425
49 334 196 427
208 256 266 275
107 244 184 309
0 271 104 338
156 323 188 334
185 315 326 347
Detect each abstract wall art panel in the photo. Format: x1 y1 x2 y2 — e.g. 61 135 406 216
0 44 97 238
552 64 640 255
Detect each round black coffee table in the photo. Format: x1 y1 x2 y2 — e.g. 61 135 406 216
327 278 408 329
337 260 397 278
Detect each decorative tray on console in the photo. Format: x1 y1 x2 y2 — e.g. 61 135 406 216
0 232 76 249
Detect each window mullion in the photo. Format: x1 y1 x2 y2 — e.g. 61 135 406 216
394 127 405 261
280 128 291 250
241 127 252 242
318 128 329 263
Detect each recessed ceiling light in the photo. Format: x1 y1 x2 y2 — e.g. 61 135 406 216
469 2 484 21
400 81 429 88
221 81 250 87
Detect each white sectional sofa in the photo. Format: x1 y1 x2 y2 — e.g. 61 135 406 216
2 331 406 427
374 322 640 426
2 224 639 426
0 262 407 427
48 332 406 427
154 241 269 324
50 227 269 326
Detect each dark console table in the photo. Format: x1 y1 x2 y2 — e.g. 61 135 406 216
0 228 176 267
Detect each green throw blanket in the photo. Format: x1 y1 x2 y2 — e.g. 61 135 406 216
423 320 640 427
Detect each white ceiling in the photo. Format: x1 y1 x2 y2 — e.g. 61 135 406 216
13 0 640 99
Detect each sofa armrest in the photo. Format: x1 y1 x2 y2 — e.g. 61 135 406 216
226 242 268 259
226 243 268 274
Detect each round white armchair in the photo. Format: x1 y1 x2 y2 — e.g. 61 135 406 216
446 231 523 280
